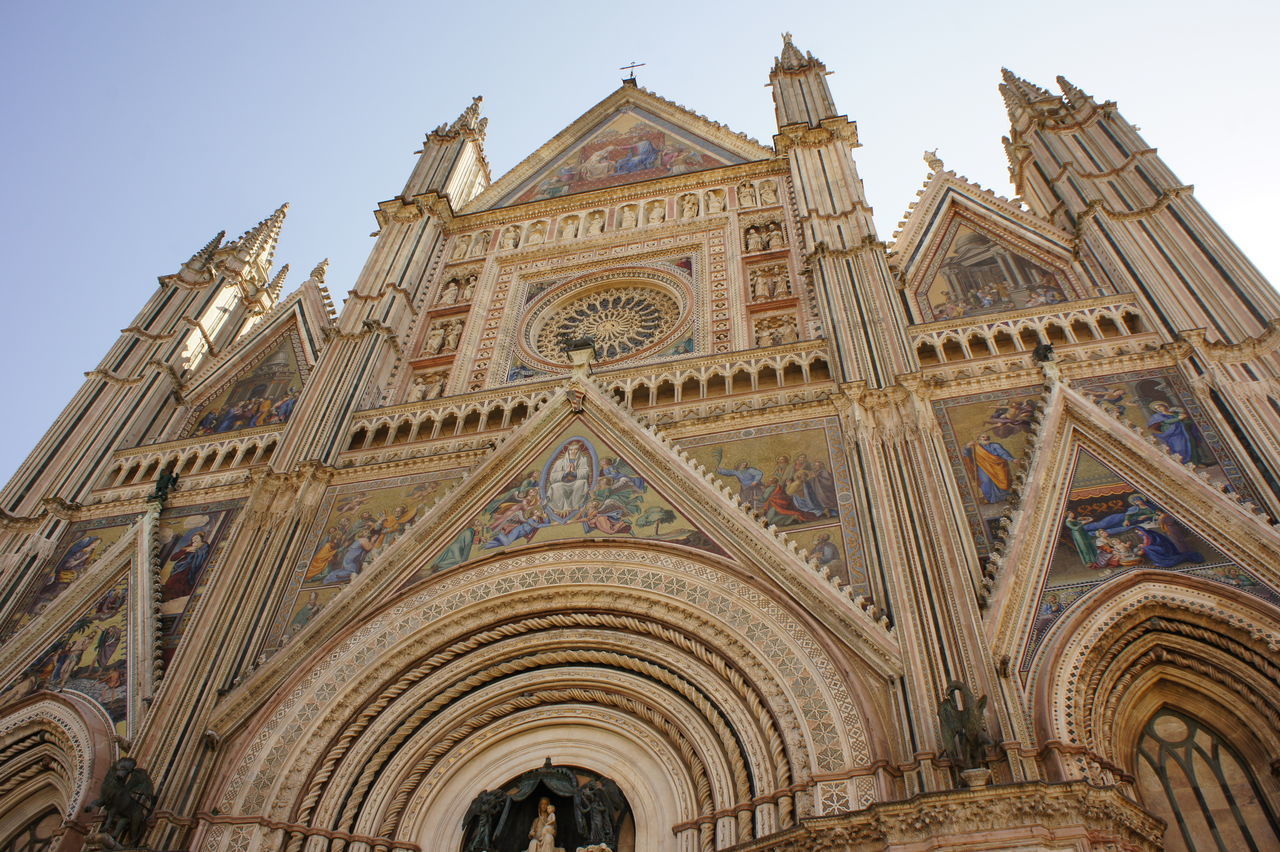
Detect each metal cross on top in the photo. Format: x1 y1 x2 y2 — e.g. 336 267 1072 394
620 61 646 80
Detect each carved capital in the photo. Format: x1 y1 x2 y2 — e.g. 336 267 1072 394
773 117 859 153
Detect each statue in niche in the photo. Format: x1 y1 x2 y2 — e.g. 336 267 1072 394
86 758 156 848
471 231 491 256
574 778 625 848
738 181 757 207
438 279 459 305
526 797 562 852
558 217 579 239
501 227 521 250
444 319 464 352
462 789 510 852
744 227 764 253
938 680 993 773
451 235 472 260
680 193 699 218
751 269 773 301
411 373 445 402
705 189 725 214
619 205 638 228
759 180 778 204
425 323 446 354
764 222 783 249
585 211 605 235
646 200 665 224
462 274 477 302
527 221 547 245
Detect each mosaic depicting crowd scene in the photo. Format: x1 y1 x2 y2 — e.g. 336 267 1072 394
429 436 716 574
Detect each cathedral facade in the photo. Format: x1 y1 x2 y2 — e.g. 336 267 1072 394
3 34 1280 852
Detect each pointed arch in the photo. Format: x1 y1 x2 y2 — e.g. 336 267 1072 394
0 693 116 852
1030 573 1280 849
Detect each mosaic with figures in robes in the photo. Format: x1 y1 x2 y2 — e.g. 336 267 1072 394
187 335 305 437
155 502 240 666
406 428 723 588
678 418 866 594
502 110 739 205
1020 449 1279 675
2 517 135 635
273 471 463 645
921 223 1070 322
934 368 1254 556
1 576 130 733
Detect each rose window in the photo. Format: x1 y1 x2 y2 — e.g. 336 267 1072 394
529 285 683 365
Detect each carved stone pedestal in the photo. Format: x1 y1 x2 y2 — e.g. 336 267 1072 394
960 767 992 788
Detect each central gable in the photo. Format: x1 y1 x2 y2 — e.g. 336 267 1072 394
469 85 772 213
500 106 744 205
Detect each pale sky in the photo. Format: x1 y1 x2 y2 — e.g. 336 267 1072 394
2 1 1277 484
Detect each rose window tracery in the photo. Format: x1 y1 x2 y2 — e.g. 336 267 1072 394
524 279 686 368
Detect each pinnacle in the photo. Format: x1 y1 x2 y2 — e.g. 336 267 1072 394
187 230 225 268
266 263 289 302
1056 75 1091 107
999 68 1056 112
308 258 329 283
231 202 289 265
448 95 486 136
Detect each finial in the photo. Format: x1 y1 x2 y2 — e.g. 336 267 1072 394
999 68 1055 106
923 150 945 173
448 96 485 136
308 258 329 283
1056 75 1091 108
776 31 810 71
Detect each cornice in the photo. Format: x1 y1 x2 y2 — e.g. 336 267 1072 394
772 116 859 153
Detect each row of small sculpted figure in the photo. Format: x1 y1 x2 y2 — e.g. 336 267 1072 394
408 371 447 401
424 317 465 354
447 179 782 260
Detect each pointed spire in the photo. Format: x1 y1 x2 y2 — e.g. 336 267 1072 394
266 263 289 303
1056 75 1093 109
307 258 329 284
191 230 225 267
775 32 815 72
447 95 487 137
168 230 225 285
231 202 289 266
1000 68 1054 102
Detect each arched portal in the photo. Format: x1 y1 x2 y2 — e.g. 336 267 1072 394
203 545 891 852
1033 575 1280 849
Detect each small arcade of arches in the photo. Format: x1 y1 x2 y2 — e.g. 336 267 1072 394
460 760 634 852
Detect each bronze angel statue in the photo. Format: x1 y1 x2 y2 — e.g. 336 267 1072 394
937 680 993 771
86 757 156 847
462 788 510 852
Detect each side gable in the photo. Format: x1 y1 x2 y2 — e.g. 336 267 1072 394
890 169 1086 325
179 296 325 439
982 377 1280 686
466 84 774 213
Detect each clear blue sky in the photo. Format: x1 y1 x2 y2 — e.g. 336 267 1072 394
2 1 1277 485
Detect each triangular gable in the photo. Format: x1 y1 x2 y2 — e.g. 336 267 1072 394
182 329 309 439
468 85 773 212
4 574 132 735
214 375 900 731
406 422 725 584
1019 447 1278 674
982 380 1280 684
889 171 1084 325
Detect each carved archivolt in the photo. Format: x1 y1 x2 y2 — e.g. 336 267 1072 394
0 694 114 833
1034 578 1280 788
205 548 878 851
